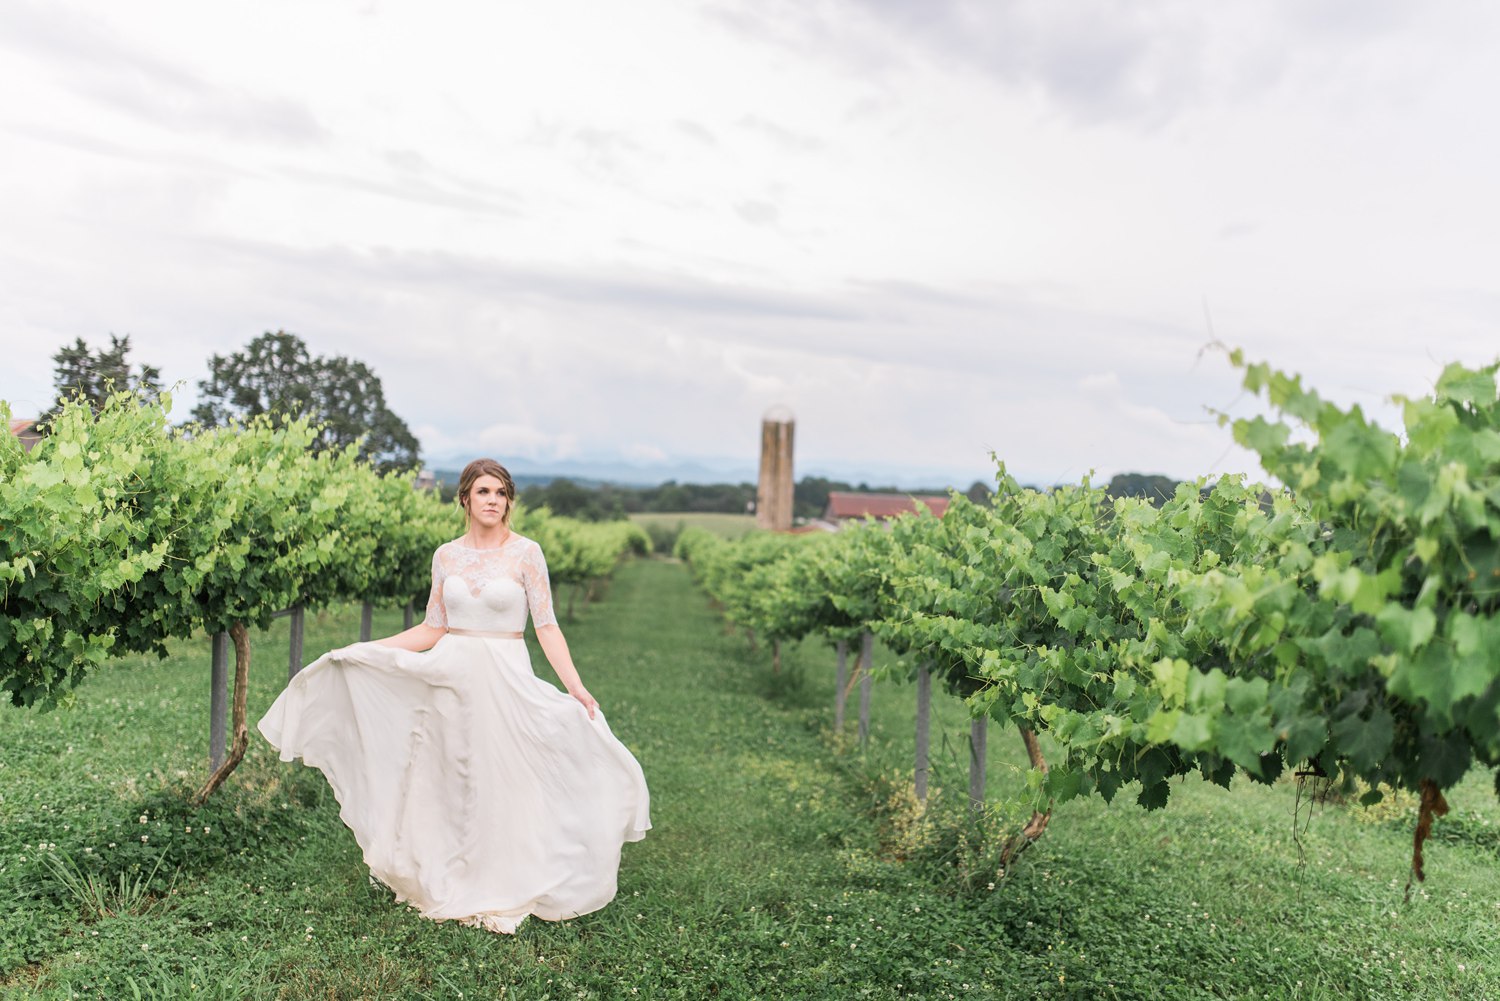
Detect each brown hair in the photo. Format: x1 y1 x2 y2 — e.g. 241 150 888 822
457 458 517 525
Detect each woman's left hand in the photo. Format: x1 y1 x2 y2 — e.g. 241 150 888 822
569 686 599 719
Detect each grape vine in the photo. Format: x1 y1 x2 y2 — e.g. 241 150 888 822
1 391 648 800
676 353 1500 885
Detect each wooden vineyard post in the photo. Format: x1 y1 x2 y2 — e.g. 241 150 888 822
403 601 414 630
209 631 229 771
857 631 873 748
833 639 848 730
915 661 931 802
969 716 988 809
772 639 781 675
360 601 374 642
287 605 305 680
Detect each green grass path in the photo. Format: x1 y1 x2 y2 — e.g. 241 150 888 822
3 558 1499 999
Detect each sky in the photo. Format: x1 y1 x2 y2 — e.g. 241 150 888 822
3 0 1499 488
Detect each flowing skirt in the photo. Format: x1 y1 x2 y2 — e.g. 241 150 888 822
257 634 651 933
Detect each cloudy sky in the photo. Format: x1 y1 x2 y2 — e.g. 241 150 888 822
3 0 1498 487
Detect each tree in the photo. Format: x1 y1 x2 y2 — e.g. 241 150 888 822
1105 471 1181 506
194 330 421 472
47 334 161 418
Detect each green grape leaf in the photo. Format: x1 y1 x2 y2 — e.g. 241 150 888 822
1137 781 1170 810
1376 604 1437 654
1170 712 1213 753
1435 362 1497 407
1225 676 1270 716
1282 714 1327 765
1217 712 1274 772
1330 707 1394 772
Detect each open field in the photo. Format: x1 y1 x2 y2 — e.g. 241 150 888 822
2 559 1498 999
628 511 758 540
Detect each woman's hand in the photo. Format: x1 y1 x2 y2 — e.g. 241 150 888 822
569 685 599 720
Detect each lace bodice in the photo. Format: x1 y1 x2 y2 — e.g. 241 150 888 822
423 536 558 632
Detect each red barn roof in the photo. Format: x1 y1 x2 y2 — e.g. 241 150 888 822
824 491 950 521
6 417 42 452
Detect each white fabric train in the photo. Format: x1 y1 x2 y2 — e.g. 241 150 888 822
258 534 651 934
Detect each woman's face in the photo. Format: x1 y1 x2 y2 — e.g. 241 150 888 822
465 474 510 528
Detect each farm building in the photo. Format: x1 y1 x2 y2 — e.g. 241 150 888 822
822 491 950 526
5 417 42 453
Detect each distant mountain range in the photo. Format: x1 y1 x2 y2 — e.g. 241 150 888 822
426 454 992 490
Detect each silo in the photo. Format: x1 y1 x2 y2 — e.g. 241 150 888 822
757 406 795 531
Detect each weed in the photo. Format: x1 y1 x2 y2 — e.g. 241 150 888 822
38 848 175 920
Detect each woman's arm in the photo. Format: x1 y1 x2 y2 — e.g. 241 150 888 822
535 623 597 719
375 623 447 652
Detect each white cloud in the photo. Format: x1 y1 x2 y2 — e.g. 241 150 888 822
474 423 581 464
3 0 1499 487
622 443 670 464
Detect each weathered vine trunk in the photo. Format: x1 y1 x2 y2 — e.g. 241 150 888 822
1000 727 1053 866
196 621 250 804
833 639 848 730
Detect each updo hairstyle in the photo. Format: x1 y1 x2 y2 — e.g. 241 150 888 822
457 458 517 525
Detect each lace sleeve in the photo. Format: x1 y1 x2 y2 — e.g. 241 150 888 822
520 540 558 629
422 546 448 629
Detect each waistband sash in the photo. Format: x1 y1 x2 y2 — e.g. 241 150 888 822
445 627 525 639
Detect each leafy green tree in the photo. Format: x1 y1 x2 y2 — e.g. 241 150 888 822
1105 471 1181 506
46 334 161 419
793 475 843 519
194 330 421 472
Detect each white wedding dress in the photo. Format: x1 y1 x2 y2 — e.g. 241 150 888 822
257 535 651 934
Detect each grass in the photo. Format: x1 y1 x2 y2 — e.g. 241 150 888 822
628 511 757 540
1 559 1498 999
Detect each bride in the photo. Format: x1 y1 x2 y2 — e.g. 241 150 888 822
258 458 651 934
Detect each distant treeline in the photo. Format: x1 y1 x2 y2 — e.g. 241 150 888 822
1102 472 1184 505
438 472 1185 523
